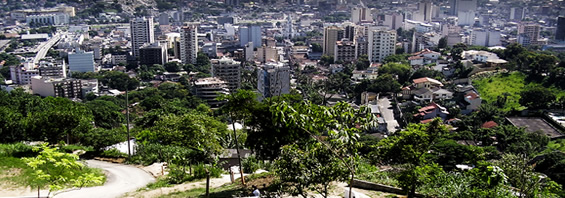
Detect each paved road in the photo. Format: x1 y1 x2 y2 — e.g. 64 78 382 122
54 160 155 198
378 96 400 133
33 34 61 64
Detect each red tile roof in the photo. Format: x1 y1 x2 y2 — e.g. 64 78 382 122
482 121 498 129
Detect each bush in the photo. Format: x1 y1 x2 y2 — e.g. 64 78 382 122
166 164 192 184
0 143 36 157
101 148 128 158
192 163 223 180
57 144 94 153
242 155 260 173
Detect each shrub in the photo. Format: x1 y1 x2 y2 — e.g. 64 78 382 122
0 143 36 157
166 164 192 184
101 148 128 158
242 155 260 173
192 163 223 180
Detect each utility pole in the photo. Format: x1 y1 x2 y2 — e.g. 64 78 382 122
126 79 131 157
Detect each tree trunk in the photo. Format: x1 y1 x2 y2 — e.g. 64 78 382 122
349 172 355 198
408 182 416 198
231 113 245 185
37 186 40 198
205 168 210 198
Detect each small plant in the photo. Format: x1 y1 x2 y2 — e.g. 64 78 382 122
242 155 260 173
101 148 128 158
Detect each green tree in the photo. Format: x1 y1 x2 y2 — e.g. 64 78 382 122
378 62 411 84
164 62 181 72
519 87 556 110
23 144 104 197
376 118 449 197
101 71 139 91
355 54 370 70
85 100 124 129
275 143 349 198
438 37 447 49
320 55 334 66
311 43 322 53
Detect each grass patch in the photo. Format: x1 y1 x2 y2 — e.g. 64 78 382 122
160 183 243 198
0 157 36 186
473 72 565 111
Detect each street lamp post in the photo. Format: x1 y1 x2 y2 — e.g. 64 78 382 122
126 76 131 157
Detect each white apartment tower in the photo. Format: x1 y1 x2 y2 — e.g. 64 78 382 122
130 17 155 58
211 57 241 91
180 25 198 64
368 28 397 63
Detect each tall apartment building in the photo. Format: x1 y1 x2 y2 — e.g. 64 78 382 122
180 25 198 64
256 46 279 63
139 42 168 66
130 17 154 58
38 59 67 78
510 7 526 21
470 29 501 47
518 23 541 46
31 76 82 98
384 14 403 30
334 39 357 62
192 77 229 107
68 50 95 73
323 26 344 55
211 57 241 91
417 0 432 22
351 7 372 24
239 25 262 48
556 17 565 41
368 28 397 63
10 63 40 85
450 0 477 16
257 62 290 100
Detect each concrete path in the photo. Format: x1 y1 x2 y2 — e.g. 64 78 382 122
54 160 155 198
378 96 400 133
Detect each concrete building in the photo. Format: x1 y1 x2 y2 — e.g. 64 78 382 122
130 17 155 58
334 39 356 62
10 63 40 85
510 7 526 21
139 42 168 66
368 28 396 63
518 23 541 46
417 0 433 22
323 26 344 55
26 13 69 26
158 13 169 25
470 29 501 47
31 76 82 98
111 54 128 65
450 0 477 16
351 7 372 24
244 42 254 61
38 59 67 78
211 57 241 91
256 46 278 63
68 50 95 73
457 10 475 26
257 62 290 100
384 14 403 30
355 36 369 57
556 16 565 41
192 77 229 107
180 25 198 64
239 25 262 48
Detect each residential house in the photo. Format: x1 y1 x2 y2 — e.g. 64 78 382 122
414 102 449 122
351 66 379 81
408 49 441 67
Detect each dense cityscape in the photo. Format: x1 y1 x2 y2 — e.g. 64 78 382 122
1 0 565 197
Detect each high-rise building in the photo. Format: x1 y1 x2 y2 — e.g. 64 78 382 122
158 13 170 25
130 17 154 58
450 0 477 16
139 42 168 66
180 24 198 64
470 29 501 47
239 25 262 48
384 14 403 30
418 1 432 22
323 26 344 55
368 28 396 63
192 77 229 107
518 23 540 46
556 16 565 41
334 38 356 62
68 50 95 73
256 46 279 63
510 7 526 21
211 57 241 91
257 62 290 100
351 7 372 24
